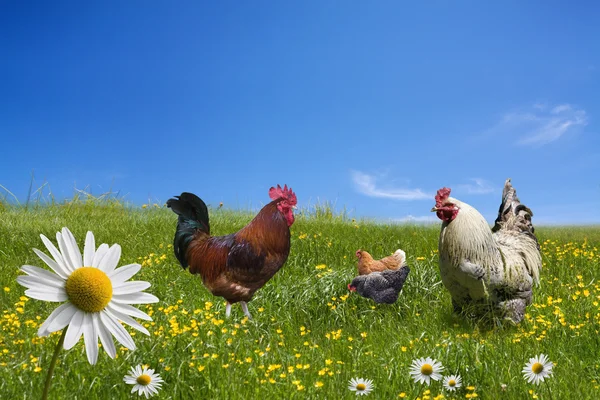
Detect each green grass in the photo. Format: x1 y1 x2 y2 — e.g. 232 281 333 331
1 200 599 399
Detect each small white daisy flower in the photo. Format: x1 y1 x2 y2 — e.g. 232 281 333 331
409 357 444 385
16 227 159 364
348 377 374 396
522 354 554 385
124 365 164 398
443 374 462 391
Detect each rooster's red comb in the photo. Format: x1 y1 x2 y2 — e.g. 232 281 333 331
435 187 451 206
269 184 297 205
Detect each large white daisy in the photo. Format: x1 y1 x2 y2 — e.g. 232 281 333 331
522 354 554 385
409 357 444 385
124 364 164 398
17 227 159 365
348 377 374 396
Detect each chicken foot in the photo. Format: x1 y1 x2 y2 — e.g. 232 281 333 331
225 301 253 320
240 301 253 320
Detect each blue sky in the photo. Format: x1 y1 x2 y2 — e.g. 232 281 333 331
1 1 599 224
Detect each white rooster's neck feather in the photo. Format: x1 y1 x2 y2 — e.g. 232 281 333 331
439 199 501 266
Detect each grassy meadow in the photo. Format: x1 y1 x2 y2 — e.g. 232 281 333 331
1 199 599 399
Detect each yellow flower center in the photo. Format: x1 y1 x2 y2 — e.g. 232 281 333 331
532 362 544 374
421 363 433 376
65 267 113 313
136 374 152 385
448 379 456 387
356 383 366 391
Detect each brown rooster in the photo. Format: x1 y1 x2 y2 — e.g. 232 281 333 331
432 179 541 324
356 249 406 275
167 184 297 319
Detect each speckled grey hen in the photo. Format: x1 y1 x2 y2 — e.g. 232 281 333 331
348 265 410 304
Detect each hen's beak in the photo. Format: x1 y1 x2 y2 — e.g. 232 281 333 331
347 284 356 292
430 207 439 212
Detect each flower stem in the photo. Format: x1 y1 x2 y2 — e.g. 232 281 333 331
41 329 66 400
412 385 423 400
544 379 554 400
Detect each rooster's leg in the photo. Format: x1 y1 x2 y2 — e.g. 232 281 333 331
452 299 463 314
225 302 232 318
240 301 253 320
500 298 526 325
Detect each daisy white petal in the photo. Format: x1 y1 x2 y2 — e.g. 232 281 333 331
16 275 64 290
44 303 78 333
24 287 68 302
56 231 77 272
39 235 72 275
20 264 58 280
92 243 110 268
96 314 116 358
112 292 159 304
64 310 85 350
100 311 136 350
98 244 121 274
20 264 65 285
113 281 151 295
109 263 141 284
62 228 83 270
83 231 95 267
32 249 70 279
106 306 150 336
37 302 75 336
82 313 99 365
108 301 152 321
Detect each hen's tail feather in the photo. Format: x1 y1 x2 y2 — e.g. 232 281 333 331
492 179 539 249
391 249 407 267
382 266 410 291
166 192 210 269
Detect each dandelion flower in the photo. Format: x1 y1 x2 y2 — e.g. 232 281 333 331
409 357 444 385
443 374 462 391
522 354 554 385
124 365 164 398
16 227 159 364
348 377 374 396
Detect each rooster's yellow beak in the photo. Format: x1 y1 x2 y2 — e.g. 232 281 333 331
430 207 438 212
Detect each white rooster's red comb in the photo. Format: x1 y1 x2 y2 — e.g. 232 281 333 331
269 184 297 205
435 187 451 205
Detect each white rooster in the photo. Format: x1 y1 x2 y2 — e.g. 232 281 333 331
432 179 542 324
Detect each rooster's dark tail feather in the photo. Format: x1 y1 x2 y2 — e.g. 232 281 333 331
492 179 539 248
167 192 210 269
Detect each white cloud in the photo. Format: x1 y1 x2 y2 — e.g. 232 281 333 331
456 178 495 195
351 170 430 201
394 215 438 224
551 104 572 114
486 103 588 147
